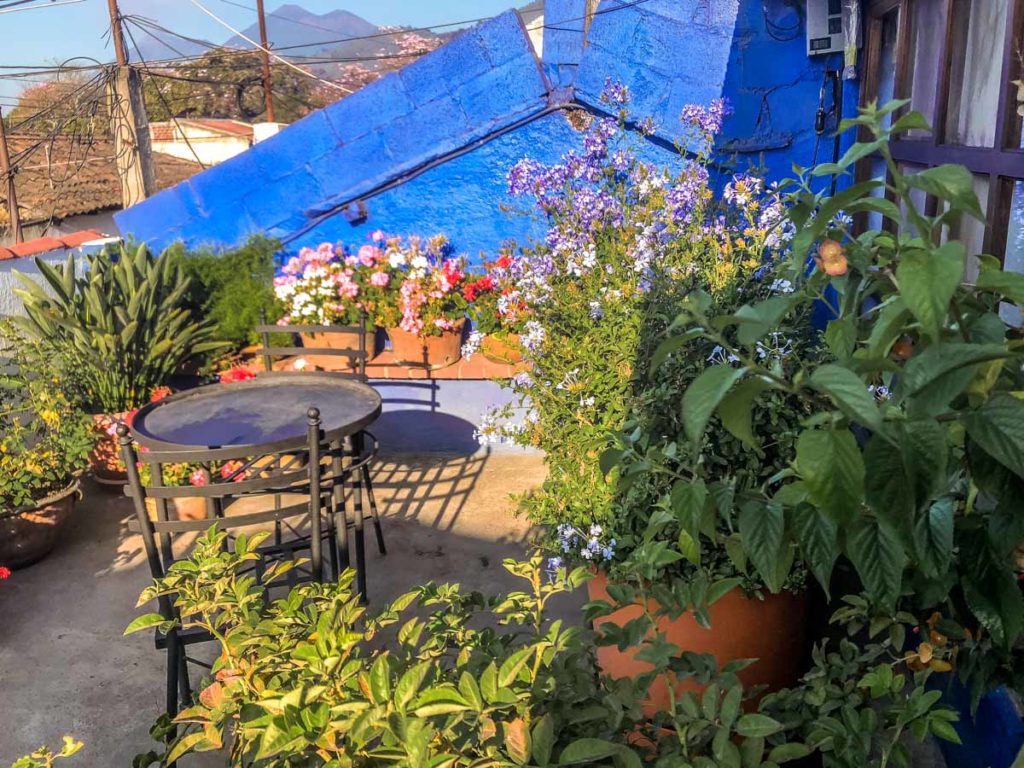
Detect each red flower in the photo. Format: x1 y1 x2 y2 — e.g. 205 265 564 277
495 253 513 269
0 566 10 580
463 275 496 302
219 366 257 383
150 386 172 403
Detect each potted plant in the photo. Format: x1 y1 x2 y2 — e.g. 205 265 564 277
12 244 222 485
462 251 530 364
368 234 468 369
0 364 93 569
273 240 376 356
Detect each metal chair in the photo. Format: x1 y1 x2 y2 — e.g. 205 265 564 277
254 310 387 589
118 409 349 753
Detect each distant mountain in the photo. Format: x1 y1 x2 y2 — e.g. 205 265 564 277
132 33 214 63
224 3 380 56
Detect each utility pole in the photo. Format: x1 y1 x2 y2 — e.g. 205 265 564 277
0 109 23 244
255 0 276 122
106 0 155 208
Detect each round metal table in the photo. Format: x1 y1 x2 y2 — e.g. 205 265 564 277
130 371 382 453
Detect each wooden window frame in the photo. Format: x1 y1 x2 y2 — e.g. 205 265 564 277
858 0 1024 259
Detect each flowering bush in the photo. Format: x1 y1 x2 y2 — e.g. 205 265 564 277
0 361 93 510
274 242 381 326
479 81 792 543
462 251 531 358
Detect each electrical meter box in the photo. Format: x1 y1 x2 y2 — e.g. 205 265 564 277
807 0 847 55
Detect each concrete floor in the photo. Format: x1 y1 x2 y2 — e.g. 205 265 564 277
0 452 566 767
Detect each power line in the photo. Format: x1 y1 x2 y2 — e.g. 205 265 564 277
0 0 83 14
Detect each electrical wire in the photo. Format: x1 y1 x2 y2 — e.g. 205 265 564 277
185 0 352 93
0 0 82 13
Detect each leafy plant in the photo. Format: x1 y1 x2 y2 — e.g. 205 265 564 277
8 737 82 768
0 334 93 509
127 529 636 767
176 236 280 350
658 99 1024 708
12 243 223 413
478 84 791 543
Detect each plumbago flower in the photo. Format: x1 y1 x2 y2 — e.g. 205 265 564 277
479 82 796 548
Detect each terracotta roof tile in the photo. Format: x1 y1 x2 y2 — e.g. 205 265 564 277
0 229 111 260
0 135 201 232
187 119 254 137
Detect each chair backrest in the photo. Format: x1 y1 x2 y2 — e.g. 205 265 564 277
117 407 327 595
256 309 369 381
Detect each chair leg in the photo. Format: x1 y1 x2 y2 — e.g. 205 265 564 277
178 647 191 707
362 462 386 556
330 441 350 571
325 492 340 581
165 633 180 764
350 436 368 603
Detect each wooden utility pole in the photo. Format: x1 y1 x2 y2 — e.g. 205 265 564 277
106 0 156 207
0 109 23 244
255 0 276 122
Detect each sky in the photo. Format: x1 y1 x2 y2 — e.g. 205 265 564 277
0 0 518 104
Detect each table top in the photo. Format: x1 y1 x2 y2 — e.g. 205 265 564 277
130 372 382 452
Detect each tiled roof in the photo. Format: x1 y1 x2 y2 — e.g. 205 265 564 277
0 135 201 231
149 119 255 141
0 229 113 260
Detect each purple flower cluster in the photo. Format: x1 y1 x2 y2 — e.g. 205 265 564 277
600 76 631 106
680 98 732 136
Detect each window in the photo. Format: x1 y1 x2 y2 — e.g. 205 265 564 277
860 0 1024 263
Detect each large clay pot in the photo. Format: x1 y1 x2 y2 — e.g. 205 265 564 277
480 333 524 365
0 479 81 569
145 496 209 522
300 328 375 354
387 320 465 369
588 572 807 715
89 412 132 486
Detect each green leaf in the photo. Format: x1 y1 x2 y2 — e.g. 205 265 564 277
411 687 472 717
738 501 786 593
963 568 1024 648
890 111 931 134
977 264 1024 306
734 296 797 347
906 164 984 220
498 646 535 687
735 714 784 738
913 497 954 579
795 428 865 524
720 685 742 729
845 517 907 607
897 343 1010 416
719 377 770 449
677 529 701 565
767 743 812 763
394 662 431 713
824 317 857 360
671 478 708 532
558 738 619 765
124 613 167 635
682 365 747 445
368 655 391 704
531 714 555 767
964 394 1024 478
790 504 838 596
895 242 965 342
810 364 883 431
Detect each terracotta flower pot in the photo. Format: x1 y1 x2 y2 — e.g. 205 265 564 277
145 496 208 522
0 479 81 569
300 328 375 354
387 319 465 369
588 571 807 715
89 412 132 486
480 333 524 365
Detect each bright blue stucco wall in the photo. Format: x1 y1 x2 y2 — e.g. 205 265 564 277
115 0 854 262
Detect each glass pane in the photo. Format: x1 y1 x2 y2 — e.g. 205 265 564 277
877 11 900 128
944 0 1011 147
906 0 948 137
866 157 890 231
947 173 991 280
1003 179 1024 325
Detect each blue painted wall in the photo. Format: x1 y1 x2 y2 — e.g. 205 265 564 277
115 0 854 262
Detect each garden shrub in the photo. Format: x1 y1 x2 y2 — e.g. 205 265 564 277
176 236 280 351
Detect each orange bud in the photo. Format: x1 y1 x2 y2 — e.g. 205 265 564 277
918 642 934 663
816 239 848 276
892 338 915 360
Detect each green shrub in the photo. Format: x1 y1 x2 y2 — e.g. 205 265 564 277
174 236 280 350
12 244 222 413
127 529 633 767
8 737 82 768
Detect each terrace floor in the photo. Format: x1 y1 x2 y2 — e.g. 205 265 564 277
0 451 571 766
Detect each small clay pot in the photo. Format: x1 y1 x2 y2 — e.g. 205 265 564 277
89 412 132 486
480 333 524 365
0 479 81 569
588 571 808 716
387 319 465 370
300 328 375 355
